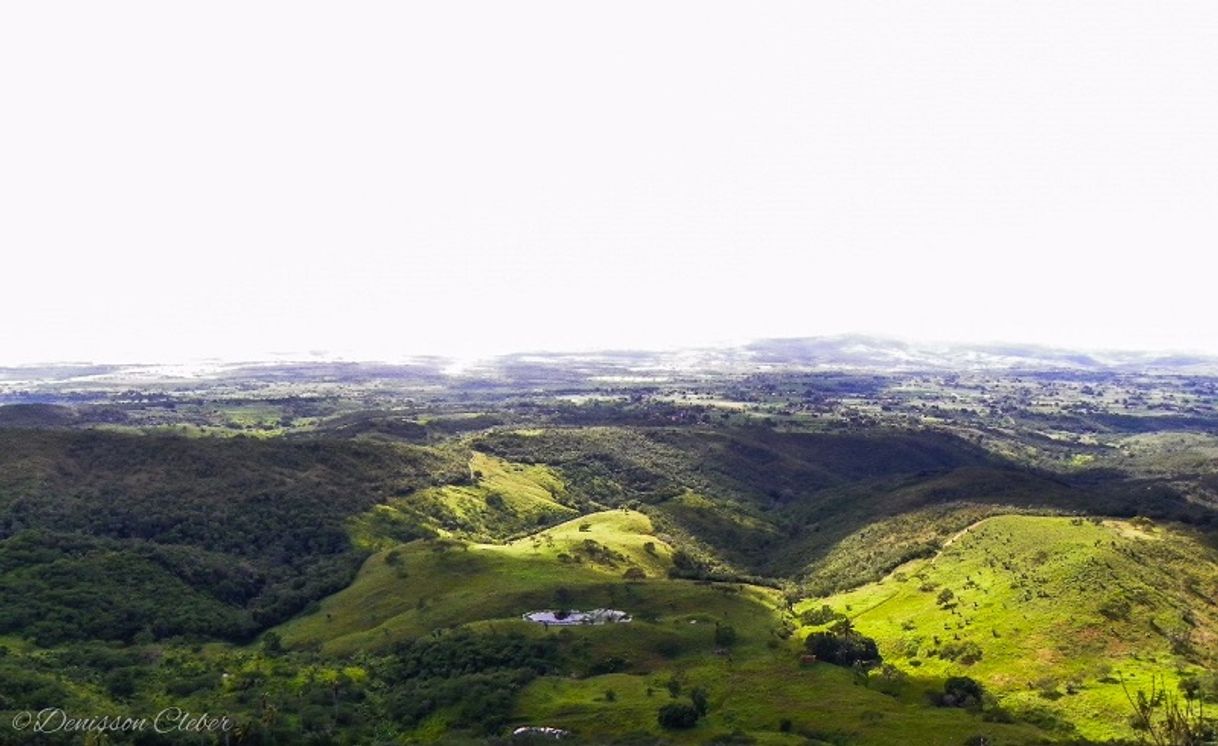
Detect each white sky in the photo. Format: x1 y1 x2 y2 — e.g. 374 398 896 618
2 2 1216 364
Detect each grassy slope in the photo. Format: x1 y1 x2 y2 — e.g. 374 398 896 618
283 510 680 654
802 515 1218 742
515 657 1047 745
279 510 1048 744
348 451 579 548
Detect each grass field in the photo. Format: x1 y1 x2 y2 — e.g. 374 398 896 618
514 655 1049 745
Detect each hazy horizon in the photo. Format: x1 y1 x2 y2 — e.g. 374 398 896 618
3 2 1216 365
2 331 1216 370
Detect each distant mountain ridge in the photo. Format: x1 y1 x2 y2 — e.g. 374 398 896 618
487 334 1218 376
2 335 1215 386
739 334 1218 372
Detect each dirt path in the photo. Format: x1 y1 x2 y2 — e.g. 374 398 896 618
940 515 998 550
871 515 1001 587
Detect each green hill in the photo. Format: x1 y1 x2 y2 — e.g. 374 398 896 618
277 510 1053 743
282 510 686 655
474 426 1210 588
801 514 1218 741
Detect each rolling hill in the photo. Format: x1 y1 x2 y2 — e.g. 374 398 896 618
1 420 1216 743
803 514 1218 742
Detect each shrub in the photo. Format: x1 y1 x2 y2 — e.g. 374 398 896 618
937 676 985 709
653 636 684 659
1180 671 1218 702
690 686 710 716
658 703 700 730
1098 596 1132 621
938 640 983 665
586 656 627 675
714 623 738 647
104 667 141 699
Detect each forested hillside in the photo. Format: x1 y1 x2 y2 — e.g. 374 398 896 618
0 430 467 644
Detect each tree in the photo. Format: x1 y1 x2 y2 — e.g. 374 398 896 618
104 667 141 699
804 627 881 668
800 604 843 626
